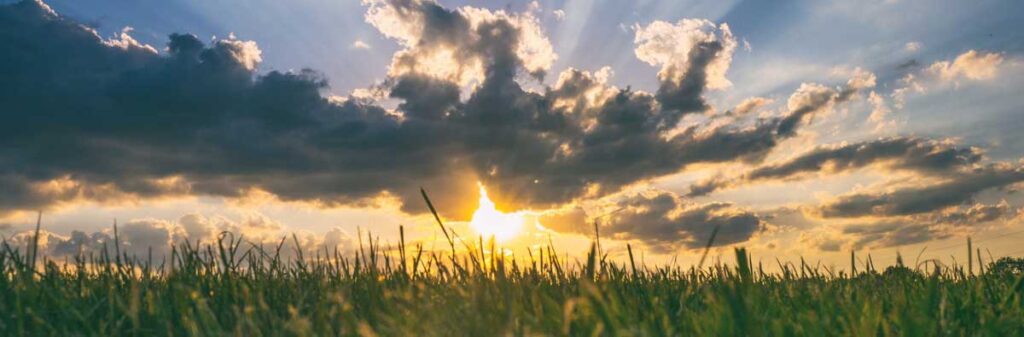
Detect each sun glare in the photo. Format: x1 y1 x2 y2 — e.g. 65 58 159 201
469 183 524 243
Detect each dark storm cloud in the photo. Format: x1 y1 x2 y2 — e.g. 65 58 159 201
818 165 1024 218
689 137 983 196
0 0 862 221
599 192 762 251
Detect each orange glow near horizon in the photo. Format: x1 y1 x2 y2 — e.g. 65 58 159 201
469 183 525 243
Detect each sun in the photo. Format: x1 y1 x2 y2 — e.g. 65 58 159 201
469 183 525 243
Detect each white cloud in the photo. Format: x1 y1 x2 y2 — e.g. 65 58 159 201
102 27 158 54
593 65 614 84
322 227 357 253
732 96 772 115
890 50 1003 107
528 0 541 13
351 39 371 50
2 210 361 261
904 41 922 52
364 0 556 86
928 50 1003 81
216 36 263 71
553 9 566 21
787 82 835 113
177 213 221 242
867 91 899 132
891 73 925 109
117 218 180 256
846 67 877 92
633 19 737 89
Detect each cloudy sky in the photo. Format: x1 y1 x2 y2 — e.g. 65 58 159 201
2 0 1023 268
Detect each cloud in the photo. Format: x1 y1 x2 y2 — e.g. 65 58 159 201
445 61 868 209
537 206 588 233
0 1 480 216
177 213 222 243
322 227 357 252
776 69 875 137
891 50 1004 107
789 183 1021 252
175 212 284 244
844 67 878 91
103 27 158 54
832 201 1017 250
841 222 945 250
4 230 89 257
214 36 263 71
351 39 371 50
1 211 356 261
0 0 885 221
0 175 192 214
633 19 738 118
818 164 1024 218
904 41 922 52
932 201 1017 226
891 74 925 109
798 228 846 252
596 192 761 251
928 50 1003 82
115 218 181 257
729 97 772 116
527 1 541 13
688 136 978 196
796 223 938 253
634 19 736 90
364 0 556 85
765 159 1019 248
47 230 113 257
3 227 115 259
552 9 566 21
867 91 896 132
799 202 1014 251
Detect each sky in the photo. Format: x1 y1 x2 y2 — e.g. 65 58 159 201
2 0 1024 269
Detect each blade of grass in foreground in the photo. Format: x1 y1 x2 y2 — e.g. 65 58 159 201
696 224 720 271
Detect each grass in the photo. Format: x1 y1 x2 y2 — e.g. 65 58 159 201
1 195 1023 336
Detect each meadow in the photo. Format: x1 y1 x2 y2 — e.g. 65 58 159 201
2 196 1023 336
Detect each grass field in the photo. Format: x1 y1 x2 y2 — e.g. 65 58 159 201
3 229 1024 336
3 195 1024 337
